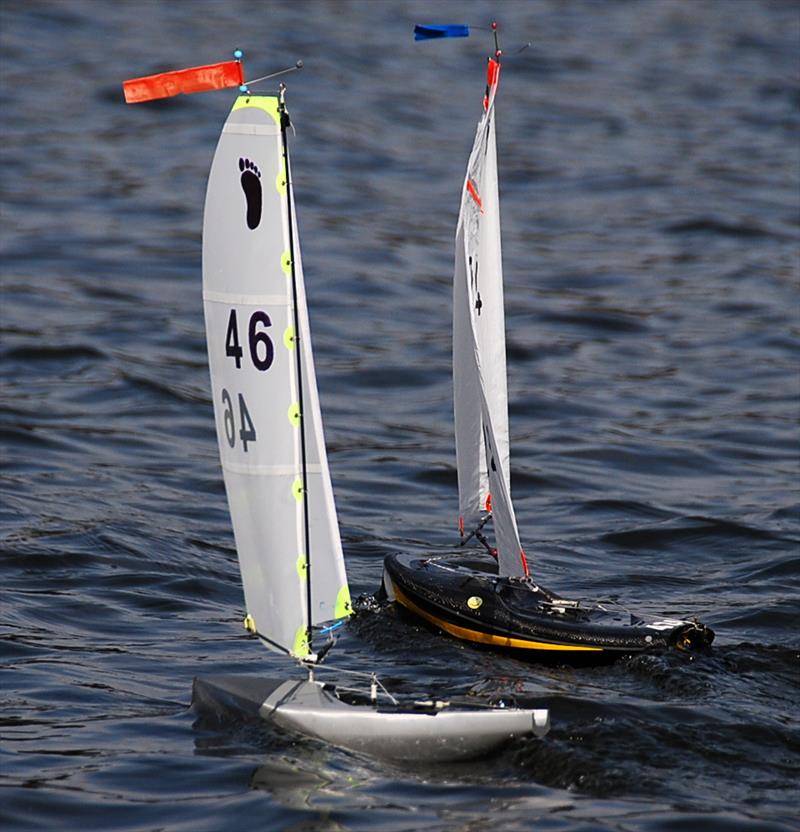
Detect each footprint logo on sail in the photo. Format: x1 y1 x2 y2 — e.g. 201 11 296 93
239 157 262 230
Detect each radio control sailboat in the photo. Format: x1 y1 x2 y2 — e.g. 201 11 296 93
182 72 549 758
382 28 714 660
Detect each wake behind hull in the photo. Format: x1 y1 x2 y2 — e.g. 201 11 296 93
383 553 714 662
193 674 548 762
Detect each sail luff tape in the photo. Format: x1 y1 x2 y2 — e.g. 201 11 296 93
203 291 289 307
221 461 323 476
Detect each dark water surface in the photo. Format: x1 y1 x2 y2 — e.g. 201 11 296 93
2 1 799 829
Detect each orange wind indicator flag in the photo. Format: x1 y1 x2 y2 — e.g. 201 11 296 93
123 59 244 104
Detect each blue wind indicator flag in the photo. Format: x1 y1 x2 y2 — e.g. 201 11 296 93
414 24 470 41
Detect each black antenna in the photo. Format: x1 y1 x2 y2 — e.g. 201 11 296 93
491 20 501 57
278 82 314 664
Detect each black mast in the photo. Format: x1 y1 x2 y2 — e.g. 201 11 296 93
278 84 314 661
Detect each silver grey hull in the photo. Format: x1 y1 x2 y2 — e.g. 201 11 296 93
193 674 549 762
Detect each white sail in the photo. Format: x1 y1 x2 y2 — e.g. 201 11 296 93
202 95 351 659
453 61 527 577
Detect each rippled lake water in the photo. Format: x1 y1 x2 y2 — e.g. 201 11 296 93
2 1 799 830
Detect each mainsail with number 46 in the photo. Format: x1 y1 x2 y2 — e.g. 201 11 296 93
202 93 350 660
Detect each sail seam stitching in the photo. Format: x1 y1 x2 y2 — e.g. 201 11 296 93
222 124 279 136
221 461 323 476
203 291 289 306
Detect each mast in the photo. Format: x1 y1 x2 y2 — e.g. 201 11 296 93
278 84 314 658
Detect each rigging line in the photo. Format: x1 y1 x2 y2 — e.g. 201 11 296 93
279 84 314 658
300 661 399 705
252 629 293 657
241 60 303 88
475 529 498 558
459 512 492 546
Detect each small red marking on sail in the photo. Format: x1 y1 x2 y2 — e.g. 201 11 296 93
484 493 492 513
520 548 530 576
483 57 501 111
123 59 244 104
466 179 483 212
459 516 465 536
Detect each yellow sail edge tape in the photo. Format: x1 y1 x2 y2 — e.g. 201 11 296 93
335 585 353 619
296 554 307 579
291 626 311 659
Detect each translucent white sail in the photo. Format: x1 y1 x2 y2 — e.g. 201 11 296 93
453 61 527 577
202 95 351 659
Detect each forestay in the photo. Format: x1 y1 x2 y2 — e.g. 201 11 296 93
453 60 527 577
202 95 351 659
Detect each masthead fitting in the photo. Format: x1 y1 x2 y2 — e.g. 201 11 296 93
233 48 243 60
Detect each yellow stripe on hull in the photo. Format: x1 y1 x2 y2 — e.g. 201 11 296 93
393 585 603 653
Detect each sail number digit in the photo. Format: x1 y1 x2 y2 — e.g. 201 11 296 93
238 393 256 451
248 311 274 371
225 310 244 368
221 388 257 452
221 388 236 447
225 308 274 372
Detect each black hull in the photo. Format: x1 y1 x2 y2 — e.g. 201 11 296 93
382 553 713 662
